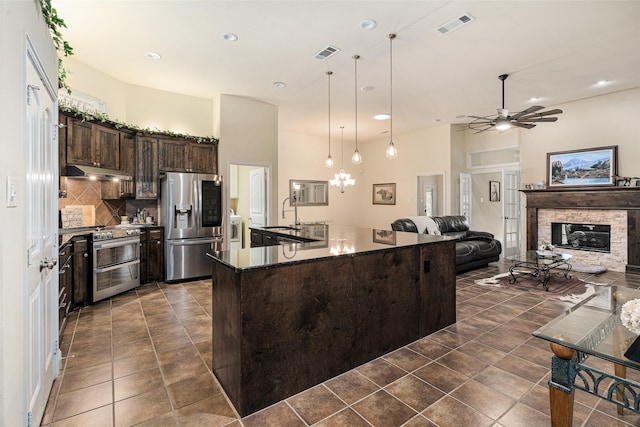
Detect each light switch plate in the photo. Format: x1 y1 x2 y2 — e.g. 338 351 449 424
6 176 17 207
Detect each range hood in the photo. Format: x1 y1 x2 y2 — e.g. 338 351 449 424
65 164 133 181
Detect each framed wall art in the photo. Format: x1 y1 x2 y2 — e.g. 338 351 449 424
489 181 500 202
372 183 396 205
547 146 618 188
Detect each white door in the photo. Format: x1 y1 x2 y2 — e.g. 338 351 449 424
459 173 472 223
502 169 521 257
25 43 59 426
249 167 266 228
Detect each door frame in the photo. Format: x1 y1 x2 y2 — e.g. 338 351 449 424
225 161 271 250
416 172 446 217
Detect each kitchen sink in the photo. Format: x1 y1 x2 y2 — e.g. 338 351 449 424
261 226 300 231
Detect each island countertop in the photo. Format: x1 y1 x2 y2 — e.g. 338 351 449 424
207 223 454 271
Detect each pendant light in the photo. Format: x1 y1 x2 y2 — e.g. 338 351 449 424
330 126 355 193
385 33 398 159
324 71 334 168
351 55 362 165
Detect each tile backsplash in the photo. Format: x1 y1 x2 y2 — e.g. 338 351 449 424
59 178 157 227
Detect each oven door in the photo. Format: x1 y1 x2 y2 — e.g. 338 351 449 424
92 236 140 302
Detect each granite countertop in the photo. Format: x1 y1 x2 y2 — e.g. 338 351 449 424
208 224 453 271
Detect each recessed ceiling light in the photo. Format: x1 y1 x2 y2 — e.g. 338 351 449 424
273 82 287 88
222 32 238 42
359 19 377 30
361 85 375 92
529 97 541 102
596 80 610 86
146 51 162 60
374 113 390 120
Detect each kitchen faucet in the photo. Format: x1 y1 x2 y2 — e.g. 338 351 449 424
281 193 299 226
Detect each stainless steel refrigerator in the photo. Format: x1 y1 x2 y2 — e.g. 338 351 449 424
159 172 223 282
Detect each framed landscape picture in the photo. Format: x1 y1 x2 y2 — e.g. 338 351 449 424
547 146 618 188
372 183 396 205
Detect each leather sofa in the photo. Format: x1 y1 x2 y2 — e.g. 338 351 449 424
391 215 502 273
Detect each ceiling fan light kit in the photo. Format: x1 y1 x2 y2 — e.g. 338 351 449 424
467 74 563 134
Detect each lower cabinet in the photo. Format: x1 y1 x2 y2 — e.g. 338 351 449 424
140 227 164 284
58 243 72 336
147 228 164 283
72 236 90 308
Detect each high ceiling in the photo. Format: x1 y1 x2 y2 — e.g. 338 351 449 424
52 1 640 143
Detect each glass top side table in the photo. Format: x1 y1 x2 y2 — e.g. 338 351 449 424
533 286 640 426
506 250 573 291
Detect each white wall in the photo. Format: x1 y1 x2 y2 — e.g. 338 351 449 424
63 57 215 137
278 130 359 226
520 88 640 185
0 1 58 424
219 95 279 229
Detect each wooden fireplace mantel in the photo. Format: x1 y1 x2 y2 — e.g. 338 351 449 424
521 187 640 274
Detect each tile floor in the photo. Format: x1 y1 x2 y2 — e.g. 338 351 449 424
41 261 640 426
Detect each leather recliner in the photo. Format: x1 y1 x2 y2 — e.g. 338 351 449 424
391 215 502 273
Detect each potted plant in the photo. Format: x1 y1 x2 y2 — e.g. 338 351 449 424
538 241 555 257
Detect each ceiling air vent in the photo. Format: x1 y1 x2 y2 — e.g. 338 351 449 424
435 12 475 35
314 45 340 61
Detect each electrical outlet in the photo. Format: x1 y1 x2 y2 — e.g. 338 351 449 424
6 176 17 208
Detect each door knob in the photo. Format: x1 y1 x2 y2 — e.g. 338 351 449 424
39 257 57 271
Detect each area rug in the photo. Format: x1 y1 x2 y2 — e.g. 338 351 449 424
474 271 609 304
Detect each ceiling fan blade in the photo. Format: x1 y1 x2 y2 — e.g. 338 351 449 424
535 108 563 117
473 126 494 134
510 105 545 120
467 115 493 120
519 117 558 123
511 122 536 129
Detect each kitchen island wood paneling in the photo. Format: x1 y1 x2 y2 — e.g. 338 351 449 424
208 225 456 416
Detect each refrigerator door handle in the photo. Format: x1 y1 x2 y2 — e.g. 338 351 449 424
168 238 222 246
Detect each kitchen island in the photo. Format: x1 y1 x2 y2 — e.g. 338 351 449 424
207 224 457 416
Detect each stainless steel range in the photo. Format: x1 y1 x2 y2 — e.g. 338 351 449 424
92 227 141 302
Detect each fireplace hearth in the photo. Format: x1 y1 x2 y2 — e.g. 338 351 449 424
551 222 611 253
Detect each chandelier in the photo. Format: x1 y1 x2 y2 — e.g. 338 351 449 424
330 126 355 193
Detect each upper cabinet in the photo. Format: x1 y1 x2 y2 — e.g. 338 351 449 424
190 143 217 174
136 136 159 199
159 139 217 174
65 117 119 169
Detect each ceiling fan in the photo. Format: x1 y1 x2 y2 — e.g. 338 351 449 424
467 74 563 134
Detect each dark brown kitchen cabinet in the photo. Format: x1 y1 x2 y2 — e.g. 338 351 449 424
190 143 217 174
92 124 119 169
101 130 136 199
58 115 68 197
58 243 72 336
65 117 120 169
147 227 164 282
135 136 159 199
159 138 190 172
159 138 217 174
72 236 90 307
140 227 164 284
66 117 93 166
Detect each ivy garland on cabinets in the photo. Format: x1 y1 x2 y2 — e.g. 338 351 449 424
40 0 73 94
60 105 220 144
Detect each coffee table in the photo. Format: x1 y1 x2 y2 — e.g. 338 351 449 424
533 286 640 426
507 250 572 291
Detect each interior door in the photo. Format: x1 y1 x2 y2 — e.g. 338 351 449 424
249 167 266 228
459 173 472 223
25 42 59 426
502 169 521 257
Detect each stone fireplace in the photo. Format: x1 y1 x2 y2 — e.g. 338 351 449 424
523 187 640 274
